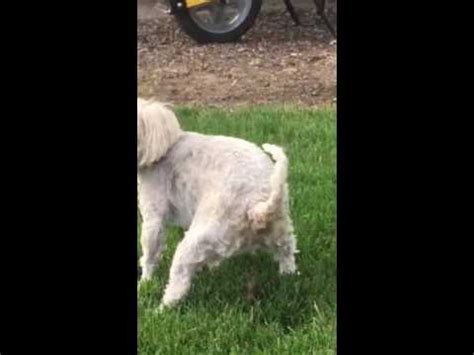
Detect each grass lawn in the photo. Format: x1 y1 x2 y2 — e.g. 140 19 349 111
138 106 336 354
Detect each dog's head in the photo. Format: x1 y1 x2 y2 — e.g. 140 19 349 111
137 98 183 168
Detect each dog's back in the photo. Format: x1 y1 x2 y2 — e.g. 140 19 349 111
158 132 276 228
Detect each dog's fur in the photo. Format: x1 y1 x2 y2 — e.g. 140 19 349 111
137 98 298 308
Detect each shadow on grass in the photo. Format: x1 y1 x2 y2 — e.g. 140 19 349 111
138 249 332 331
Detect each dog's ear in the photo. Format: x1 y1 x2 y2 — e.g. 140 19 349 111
137 99 183 167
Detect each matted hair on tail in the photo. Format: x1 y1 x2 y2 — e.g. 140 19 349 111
137 98 183 168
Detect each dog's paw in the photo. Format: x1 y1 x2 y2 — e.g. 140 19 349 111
207 260 222 270
279 265 299 276
156 302 175 314
152 304 166 315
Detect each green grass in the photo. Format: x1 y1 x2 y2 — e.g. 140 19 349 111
138 106 336 354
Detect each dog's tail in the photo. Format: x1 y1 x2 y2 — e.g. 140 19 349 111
248 144 288 232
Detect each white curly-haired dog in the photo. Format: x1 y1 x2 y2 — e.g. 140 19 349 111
137 98 298 309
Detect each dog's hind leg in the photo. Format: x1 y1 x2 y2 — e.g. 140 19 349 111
160 223 223 309
274 232 298 275
270 218 298 275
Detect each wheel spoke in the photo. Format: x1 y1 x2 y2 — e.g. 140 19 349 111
211 4 226 25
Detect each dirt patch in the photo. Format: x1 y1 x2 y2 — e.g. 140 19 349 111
138 10 336 107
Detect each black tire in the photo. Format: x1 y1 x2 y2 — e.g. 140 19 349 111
173 0 262 43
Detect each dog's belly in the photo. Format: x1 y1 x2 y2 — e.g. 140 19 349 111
167 201 194 230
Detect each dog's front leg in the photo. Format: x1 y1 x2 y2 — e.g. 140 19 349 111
138 170 169 285
139 217 166 282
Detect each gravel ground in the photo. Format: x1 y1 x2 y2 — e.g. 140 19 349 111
138 7 336 107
